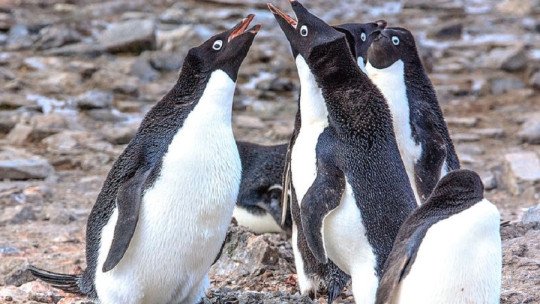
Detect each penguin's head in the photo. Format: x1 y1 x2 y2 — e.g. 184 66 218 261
268 0 345 61
367 27 420 69
186 14 261 81
334 20 387 69
428 169 484 205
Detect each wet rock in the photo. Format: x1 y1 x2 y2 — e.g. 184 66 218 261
522 204 540 224
75 90 113 110
490 76 526 95
34 24 82 50
146 50 183 71
482 46 528 72
427 21 463 40
0 149 54 180
518 117 540 144
130 57 159 82
503 151 540 198
99 19 156 54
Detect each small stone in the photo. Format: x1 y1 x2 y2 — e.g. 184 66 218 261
234 115 266 129
0 149 54 180
100 123 138 145
490 76 526 95
75 90 113 110
503 151 540 197
146 51 183 71
4 264 34 287
130 57 159 82
33 24 82 50
0 111 22 134
480 171 498 190
445 117 478 128
427 21 463 40
481 46 528 72
518 118 540 144
522 204 540 224
98 19 156 54
6 124 33 145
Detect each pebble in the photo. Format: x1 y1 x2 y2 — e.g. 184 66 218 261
503 151 540 197
98 19 156 54
522 204 540 224
0 149 54 180
490 76 526 95
75 90 113 110
518 117 540 144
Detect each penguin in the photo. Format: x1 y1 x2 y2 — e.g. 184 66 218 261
376 169 502 304
234 141 292 234
269 2 417 304
28 15 260 304
334 20 387 73
366 27 460 204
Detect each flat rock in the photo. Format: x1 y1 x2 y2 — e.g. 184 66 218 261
427 21 463 40
472 128 505 139
0 149 54 180
6 123 33 145
451 133 481 142
480 171 498 190
98 19 156 54
522 204 540 224
490 76 526 95
481 46 528 72
146 50 183 71
75 90 113 110
100 123 138 145
518 117 540 144
503 151 540 198
445 116 479 127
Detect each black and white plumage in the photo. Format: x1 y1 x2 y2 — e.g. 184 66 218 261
234 141 292 234
376 169 502 304
366 27 460 204
29 16 260 304
269 2 416 303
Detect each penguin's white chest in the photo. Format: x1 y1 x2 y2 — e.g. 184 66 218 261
395 199 502 304
95 70 241 304
366 61 422 204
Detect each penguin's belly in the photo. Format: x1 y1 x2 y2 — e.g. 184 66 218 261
395 199 501 304
233 206 281 234
95 129 241 304
322 180 377 276
394 127 422 205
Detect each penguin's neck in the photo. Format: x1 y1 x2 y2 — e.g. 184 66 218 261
295 55 329 126
195 69 236 119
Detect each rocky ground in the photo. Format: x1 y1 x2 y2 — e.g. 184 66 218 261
0 0 539 303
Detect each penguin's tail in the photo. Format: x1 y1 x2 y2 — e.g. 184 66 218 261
27 265 84 295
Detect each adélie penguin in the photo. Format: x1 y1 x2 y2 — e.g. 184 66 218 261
234 141 292 234
269 1 416 303
376 169 502 304
366 27 460 204
28 15 261 304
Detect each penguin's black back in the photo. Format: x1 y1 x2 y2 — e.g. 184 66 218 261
81 55 211 296
376 169 484 304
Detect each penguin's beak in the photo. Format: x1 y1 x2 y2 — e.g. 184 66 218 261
228 14 261 42
375 20 387 30
267 3 298 29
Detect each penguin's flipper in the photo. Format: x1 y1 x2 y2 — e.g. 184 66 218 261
102 165 153 272
28 265 83 294
300 159 346 264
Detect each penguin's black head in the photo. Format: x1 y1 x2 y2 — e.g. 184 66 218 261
428 169 484 205
367 27 420 69
185 14 261 81
334 20 387 65
268 0 345 60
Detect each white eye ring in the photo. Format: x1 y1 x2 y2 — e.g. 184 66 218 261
360 32 366 42
300 25 308 37
212 40 223 50
392 36 400 45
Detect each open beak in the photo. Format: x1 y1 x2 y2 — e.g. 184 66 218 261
228 14 261 42
375 20 387 30
267 3 298 28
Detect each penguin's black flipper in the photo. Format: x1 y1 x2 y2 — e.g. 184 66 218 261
300 153 346 264
102 165 153 272
413 129 447 203
28 265 83 294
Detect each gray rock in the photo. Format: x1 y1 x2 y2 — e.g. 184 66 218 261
130 57 159 82
101 123 138 145
0 111 21 134
34 24 82 50
490 76 526 95
518 118 540 144
44 42 104 57
157 26 202 53
522 204 540 224
0 149 54 180
480 171 498 190
472 128 505 139
445 116 479 128
30 113 72 140
146 51 183 71
3 264 34 287
482 46 528 72
6 124 33 145
427 21 463 40
75 90 113 110
451 133 481 143
6 24 32 50
503 151 540 198
98 19 156 54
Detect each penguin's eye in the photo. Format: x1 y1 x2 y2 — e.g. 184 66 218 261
392 36 400 45
300 25 308 37
212 40 223 50
360 32 367 42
